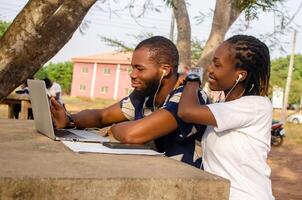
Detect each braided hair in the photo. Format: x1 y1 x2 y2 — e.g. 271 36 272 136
226 35 270 96
135 36 179 71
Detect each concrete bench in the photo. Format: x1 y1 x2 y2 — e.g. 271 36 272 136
0 119 230 200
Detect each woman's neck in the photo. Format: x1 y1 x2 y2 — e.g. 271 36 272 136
224 84 245 101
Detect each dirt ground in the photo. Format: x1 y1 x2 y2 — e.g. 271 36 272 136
268 141 302 200
0 104 301 199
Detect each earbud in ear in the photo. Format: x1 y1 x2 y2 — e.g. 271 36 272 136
163 69 167 76
236 74 243 82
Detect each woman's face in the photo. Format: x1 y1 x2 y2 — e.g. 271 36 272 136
207 42 242 92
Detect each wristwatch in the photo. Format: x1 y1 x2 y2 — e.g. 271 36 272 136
185 73 201 82
66 113 76 129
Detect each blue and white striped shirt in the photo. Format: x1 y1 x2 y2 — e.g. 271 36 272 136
120 85 208 167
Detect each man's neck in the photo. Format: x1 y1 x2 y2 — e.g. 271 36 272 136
154 74 178 107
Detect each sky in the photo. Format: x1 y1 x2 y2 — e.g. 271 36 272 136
0 0 302 63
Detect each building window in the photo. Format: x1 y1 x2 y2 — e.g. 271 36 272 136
125 88 133 95
81 67 88 73
100 86 109 94
103 68 111 75
80 84 86 91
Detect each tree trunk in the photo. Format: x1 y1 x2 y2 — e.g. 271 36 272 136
0 0 96 100
172 0 191 72
196 0 241 71
281 30 297 123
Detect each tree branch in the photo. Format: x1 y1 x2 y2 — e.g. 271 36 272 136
0 0 97 100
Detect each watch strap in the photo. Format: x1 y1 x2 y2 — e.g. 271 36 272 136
66 113 76 129
185 74 201 83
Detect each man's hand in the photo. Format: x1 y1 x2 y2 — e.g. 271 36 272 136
50 97 69 129
107 128 119 142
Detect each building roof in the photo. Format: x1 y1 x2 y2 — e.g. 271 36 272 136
72 51 133 64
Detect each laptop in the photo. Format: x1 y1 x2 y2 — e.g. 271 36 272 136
27 79 109 143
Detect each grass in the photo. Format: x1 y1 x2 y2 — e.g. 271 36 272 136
0 96 117 118
63 96 117 112
284 123 302 145
273 109 302 145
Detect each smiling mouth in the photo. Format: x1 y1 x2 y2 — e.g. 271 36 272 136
131 81 142 88
208 74 216 82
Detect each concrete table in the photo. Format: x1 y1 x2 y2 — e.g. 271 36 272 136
0 119 230 200
0 94 31 119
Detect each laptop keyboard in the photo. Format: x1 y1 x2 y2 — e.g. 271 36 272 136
55 129 85 139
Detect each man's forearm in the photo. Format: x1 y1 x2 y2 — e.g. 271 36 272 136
72 109 103 129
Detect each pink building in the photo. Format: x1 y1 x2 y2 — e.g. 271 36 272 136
71 52 133 100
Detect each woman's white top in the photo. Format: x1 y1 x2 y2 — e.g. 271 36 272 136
202 96 274 200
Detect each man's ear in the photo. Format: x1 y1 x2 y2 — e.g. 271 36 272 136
161 65 171 77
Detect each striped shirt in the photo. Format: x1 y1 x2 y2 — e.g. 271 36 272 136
120 85 208 167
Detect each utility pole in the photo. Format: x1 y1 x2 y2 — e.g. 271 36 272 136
169 11 175 42
281 30 297 123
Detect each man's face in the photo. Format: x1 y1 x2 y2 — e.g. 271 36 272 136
130 47 162 96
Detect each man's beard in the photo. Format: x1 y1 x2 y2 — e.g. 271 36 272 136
133 78 160 98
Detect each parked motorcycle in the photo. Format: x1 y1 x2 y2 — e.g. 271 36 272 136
271 120 286 147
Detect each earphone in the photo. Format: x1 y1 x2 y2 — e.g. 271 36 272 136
153 69 166 111
221 73 244 102
236 74 243 82
163 69 167 76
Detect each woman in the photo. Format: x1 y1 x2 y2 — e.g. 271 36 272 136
178 35 274 200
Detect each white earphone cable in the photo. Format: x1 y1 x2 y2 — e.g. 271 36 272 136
153 72 165 111
223 78 240 102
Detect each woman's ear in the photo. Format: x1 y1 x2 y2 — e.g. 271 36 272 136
236 70 247 82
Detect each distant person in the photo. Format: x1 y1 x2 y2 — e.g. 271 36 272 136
15 82 29 95
43 78 64 105
13 78 33 119
178 35 274 199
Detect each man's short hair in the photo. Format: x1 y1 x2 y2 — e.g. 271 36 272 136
135 36 179 70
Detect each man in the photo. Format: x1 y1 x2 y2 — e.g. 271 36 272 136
44 78 64 105
50 36 207 167
13 78 33 119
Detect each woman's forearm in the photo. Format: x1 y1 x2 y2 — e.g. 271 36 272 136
178 82 217 126
178 82 201 121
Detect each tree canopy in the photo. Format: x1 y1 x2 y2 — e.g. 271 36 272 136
35 62 74 94
0 20 10 37
270 54 302 104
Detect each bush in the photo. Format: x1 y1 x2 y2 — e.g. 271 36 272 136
35 61 73 94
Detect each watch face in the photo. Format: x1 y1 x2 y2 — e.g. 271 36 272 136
186 73 201 82
188 73 200 79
